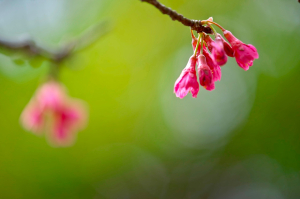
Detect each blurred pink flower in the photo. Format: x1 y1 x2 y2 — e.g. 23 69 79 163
20 81 87 147
223 30 259 70
197 55 215 91
174 56 199 98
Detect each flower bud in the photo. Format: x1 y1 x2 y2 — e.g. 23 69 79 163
174 56 199 98
223 30 259 70
217 33 234 57
204 34 227 66
197 55 215 91
20 81 88 147
203 46 221 82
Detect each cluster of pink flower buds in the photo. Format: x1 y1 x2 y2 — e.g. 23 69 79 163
174 18 259 99
20 81 88 147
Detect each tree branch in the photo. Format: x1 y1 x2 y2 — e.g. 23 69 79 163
0 37 74 63
0 21 108 63
141 0 212 34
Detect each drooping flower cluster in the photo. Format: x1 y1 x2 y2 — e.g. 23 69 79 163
174 18 259 98
20 81 88 147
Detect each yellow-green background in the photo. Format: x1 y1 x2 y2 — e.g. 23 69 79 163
0 0 300 198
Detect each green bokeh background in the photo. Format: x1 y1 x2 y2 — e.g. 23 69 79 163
0 0 300 198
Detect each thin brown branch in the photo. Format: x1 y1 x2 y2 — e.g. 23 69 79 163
0 21 108 63
0 38 74 63
141 0 212 34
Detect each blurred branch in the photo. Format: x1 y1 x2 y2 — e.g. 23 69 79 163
0 37 74 63
141 0 212 34
0 21 108 63
73 21 109 53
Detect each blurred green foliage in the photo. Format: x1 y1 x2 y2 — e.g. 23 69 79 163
0 0 300 198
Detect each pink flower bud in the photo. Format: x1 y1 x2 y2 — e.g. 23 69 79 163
213 35 228 66
197 55 215 91
203 35 214 52
20 81 88 147
207 17 213 22
203 46 221 82
204 35 227 66
217 34 234 57
174 56 199 98
223 30 259 70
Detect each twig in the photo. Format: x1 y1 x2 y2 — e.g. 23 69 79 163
0 21 108 63
0 37 73 63
141 0 212 34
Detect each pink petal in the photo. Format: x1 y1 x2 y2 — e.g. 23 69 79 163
47 100 88 147
36 81 66 110
174 56 199 99
198 55 215 91
203 46 222 82
223 30 259 70
20 100 44 135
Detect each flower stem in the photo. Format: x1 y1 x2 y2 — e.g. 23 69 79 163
208 24 218 37
193 34 201 57
202 20 225 31
190 28 196 40
48 62 60 81
200 33 204 55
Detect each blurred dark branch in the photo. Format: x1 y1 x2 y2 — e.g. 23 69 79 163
0 38 70 62
0 21 108 63
141 0 212 34
73 21 109 53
